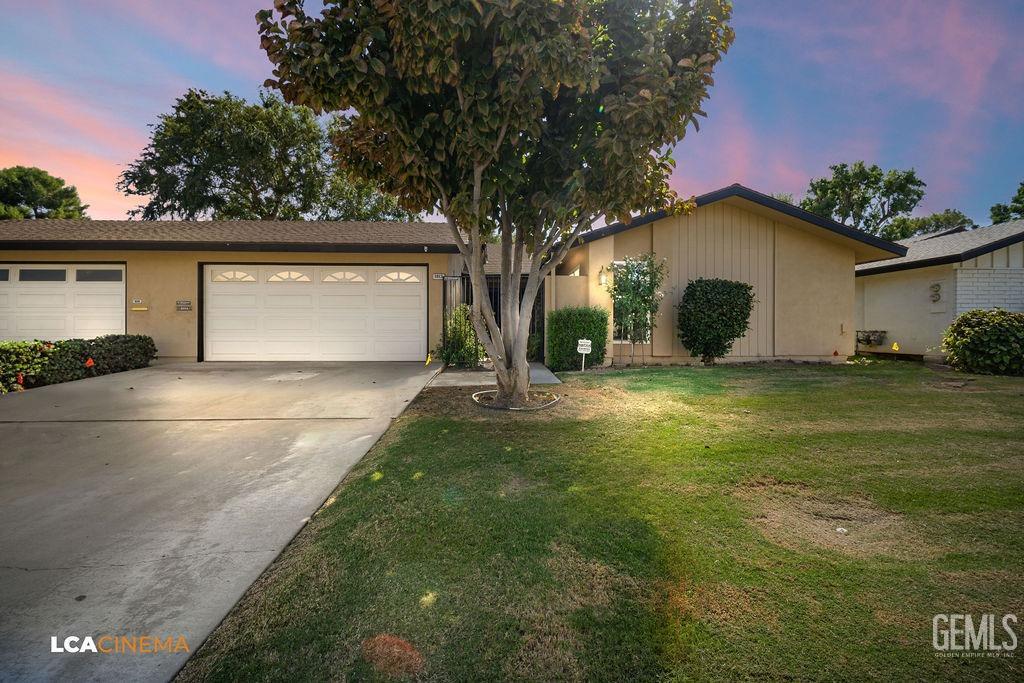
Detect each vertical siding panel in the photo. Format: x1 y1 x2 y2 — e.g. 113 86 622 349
1010 242 1024 269
766 221 775 356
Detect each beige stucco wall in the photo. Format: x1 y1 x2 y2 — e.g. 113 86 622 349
855 264 956 358
0 249 449 360
545 199 862 365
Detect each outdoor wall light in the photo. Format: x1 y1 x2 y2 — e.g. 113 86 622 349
598 266 608 286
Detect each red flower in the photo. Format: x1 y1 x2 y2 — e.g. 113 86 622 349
84 357 95 368
16 372 24 385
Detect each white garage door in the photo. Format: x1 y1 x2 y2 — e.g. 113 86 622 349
0 264 126 341
203 264 428 361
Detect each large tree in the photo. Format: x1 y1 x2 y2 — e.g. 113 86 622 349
257 0 732 407
884 208 975 241
118 89 421 221
800 161 926 237
989 181 1024 225
0 166 88 219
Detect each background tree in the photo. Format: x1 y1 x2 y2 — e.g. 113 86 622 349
769 192 795 204
0 166 88 219
119 90 419 221
257 0 733 407
989 181 1024 224
800 162 925 237
884 208 975 241
606 253 667 366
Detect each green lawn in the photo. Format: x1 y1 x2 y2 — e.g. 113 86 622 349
178 361 1024 681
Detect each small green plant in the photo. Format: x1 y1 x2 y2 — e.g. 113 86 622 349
438 304 484 368
606 253 667 365
546 306 609 372
0 341 52 393
677 278 755 365
943 308 1024 376
527 332 543 363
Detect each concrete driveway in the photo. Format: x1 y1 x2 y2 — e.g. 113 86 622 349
0 362 437 682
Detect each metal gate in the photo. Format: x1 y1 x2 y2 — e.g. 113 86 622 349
442 274 545 360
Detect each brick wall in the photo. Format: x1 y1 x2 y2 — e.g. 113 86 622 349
955 268 1024 314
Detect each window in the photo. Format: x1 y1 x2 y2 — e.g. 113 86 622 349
212 269 256 282
323 270 366 283
268 270 311 282
76 269 123 282
377 271 420 283
0 268 8 282
19 268 66 282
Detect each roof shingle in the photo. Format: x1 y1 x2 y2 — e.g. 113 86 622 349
856 219 1024 275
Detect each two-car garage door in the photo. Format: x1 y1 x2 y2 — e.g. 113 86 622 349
0 263 125 341
203 264 427 361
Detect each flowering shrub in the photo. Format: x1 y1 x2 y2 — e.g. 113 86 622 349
0 335 158 393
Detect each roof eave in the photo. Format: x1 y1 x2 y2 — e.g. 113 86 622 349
856 228 1024 276
0 240 461 254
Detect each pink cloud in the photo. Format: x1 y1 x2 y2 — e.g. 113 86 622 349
0 66 148 218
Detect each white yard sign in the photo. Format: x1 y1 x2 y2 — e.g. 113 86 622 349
577 339 592 371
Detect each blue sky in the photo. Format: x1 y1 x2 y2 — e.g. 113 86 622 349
2 1 1022 223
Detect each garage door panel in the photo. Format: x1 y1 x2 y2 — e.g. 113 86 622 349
204 264 426 361
320 293 370 309
0 293 9 308
320 315 370 334
264 316 314 332
207 294 259 309
0 317 9 333
74 315 125 334
74 292 123 308
17 316 67 333
16 292 68 308
207 316 259 332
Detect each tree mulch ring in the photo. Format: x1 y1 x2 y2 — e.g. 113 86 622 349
471 389 562 411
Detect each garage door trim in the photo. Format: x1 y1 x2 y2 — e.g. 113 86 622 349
0 260 128 341
197 261 431 362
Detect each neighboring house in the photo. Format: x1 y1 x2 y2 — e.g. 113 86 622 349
548 184 904 364
855 220 1024 359
0 184 904 365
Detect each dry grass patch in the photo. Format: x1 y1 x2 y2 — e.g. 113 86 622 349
737 480 941 559
505 543 644 682
666 579 780 631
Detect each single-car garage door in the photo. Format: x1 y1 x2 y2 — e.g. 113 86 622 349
203 264 427 361
0 263 125 341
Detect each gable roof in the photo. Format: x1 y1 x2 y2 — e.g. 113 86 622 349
0 219 458 253
574 183 907 260
856 219 1024 276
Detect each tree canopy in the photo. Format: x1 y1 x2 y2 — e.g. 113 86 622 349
884 208 975 241
0 166 89 219
799 162 925 237
989 181 1024 225
257 0 733 406
118 89 421 221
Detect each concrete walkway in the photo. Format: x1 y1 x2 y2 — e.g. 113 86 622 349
0 362 437 682
428 361 561 387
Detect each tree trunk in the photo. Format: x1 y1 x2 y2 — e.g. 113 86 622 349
493 343 531 408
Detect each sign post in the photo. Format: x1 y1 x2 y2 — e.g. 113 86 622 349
577 338 592 371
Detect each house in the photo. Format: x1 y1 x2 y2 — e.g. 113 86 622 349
855 219 1024 359
0 184 905 364
548 184 905 364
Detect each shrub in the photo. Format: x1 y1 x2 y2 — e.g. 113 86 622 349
943 308 1024 376
527 331 544 362
0 341 52 393
0 334 158 393
437 304 484 368
677 278 755 365
546 306 608 371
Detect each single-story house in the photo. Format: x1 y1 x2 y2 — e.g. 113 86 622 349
0 184 904 364
855 219 1024 359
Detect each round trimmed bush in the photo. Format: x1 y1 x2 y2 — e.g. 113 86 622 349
546 306 608 371
943 308 1024 376
677 277 755 365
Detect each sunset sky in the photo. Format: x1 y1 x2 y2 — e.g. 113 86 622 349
2 1 1022 223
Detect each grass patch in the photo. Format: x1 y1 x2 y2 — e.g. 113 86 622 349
178 362 1024 681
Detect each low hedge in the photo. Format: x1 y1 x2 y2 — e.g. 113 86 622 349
546 306 608 371
0 334 157 393
943 308 1024 376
